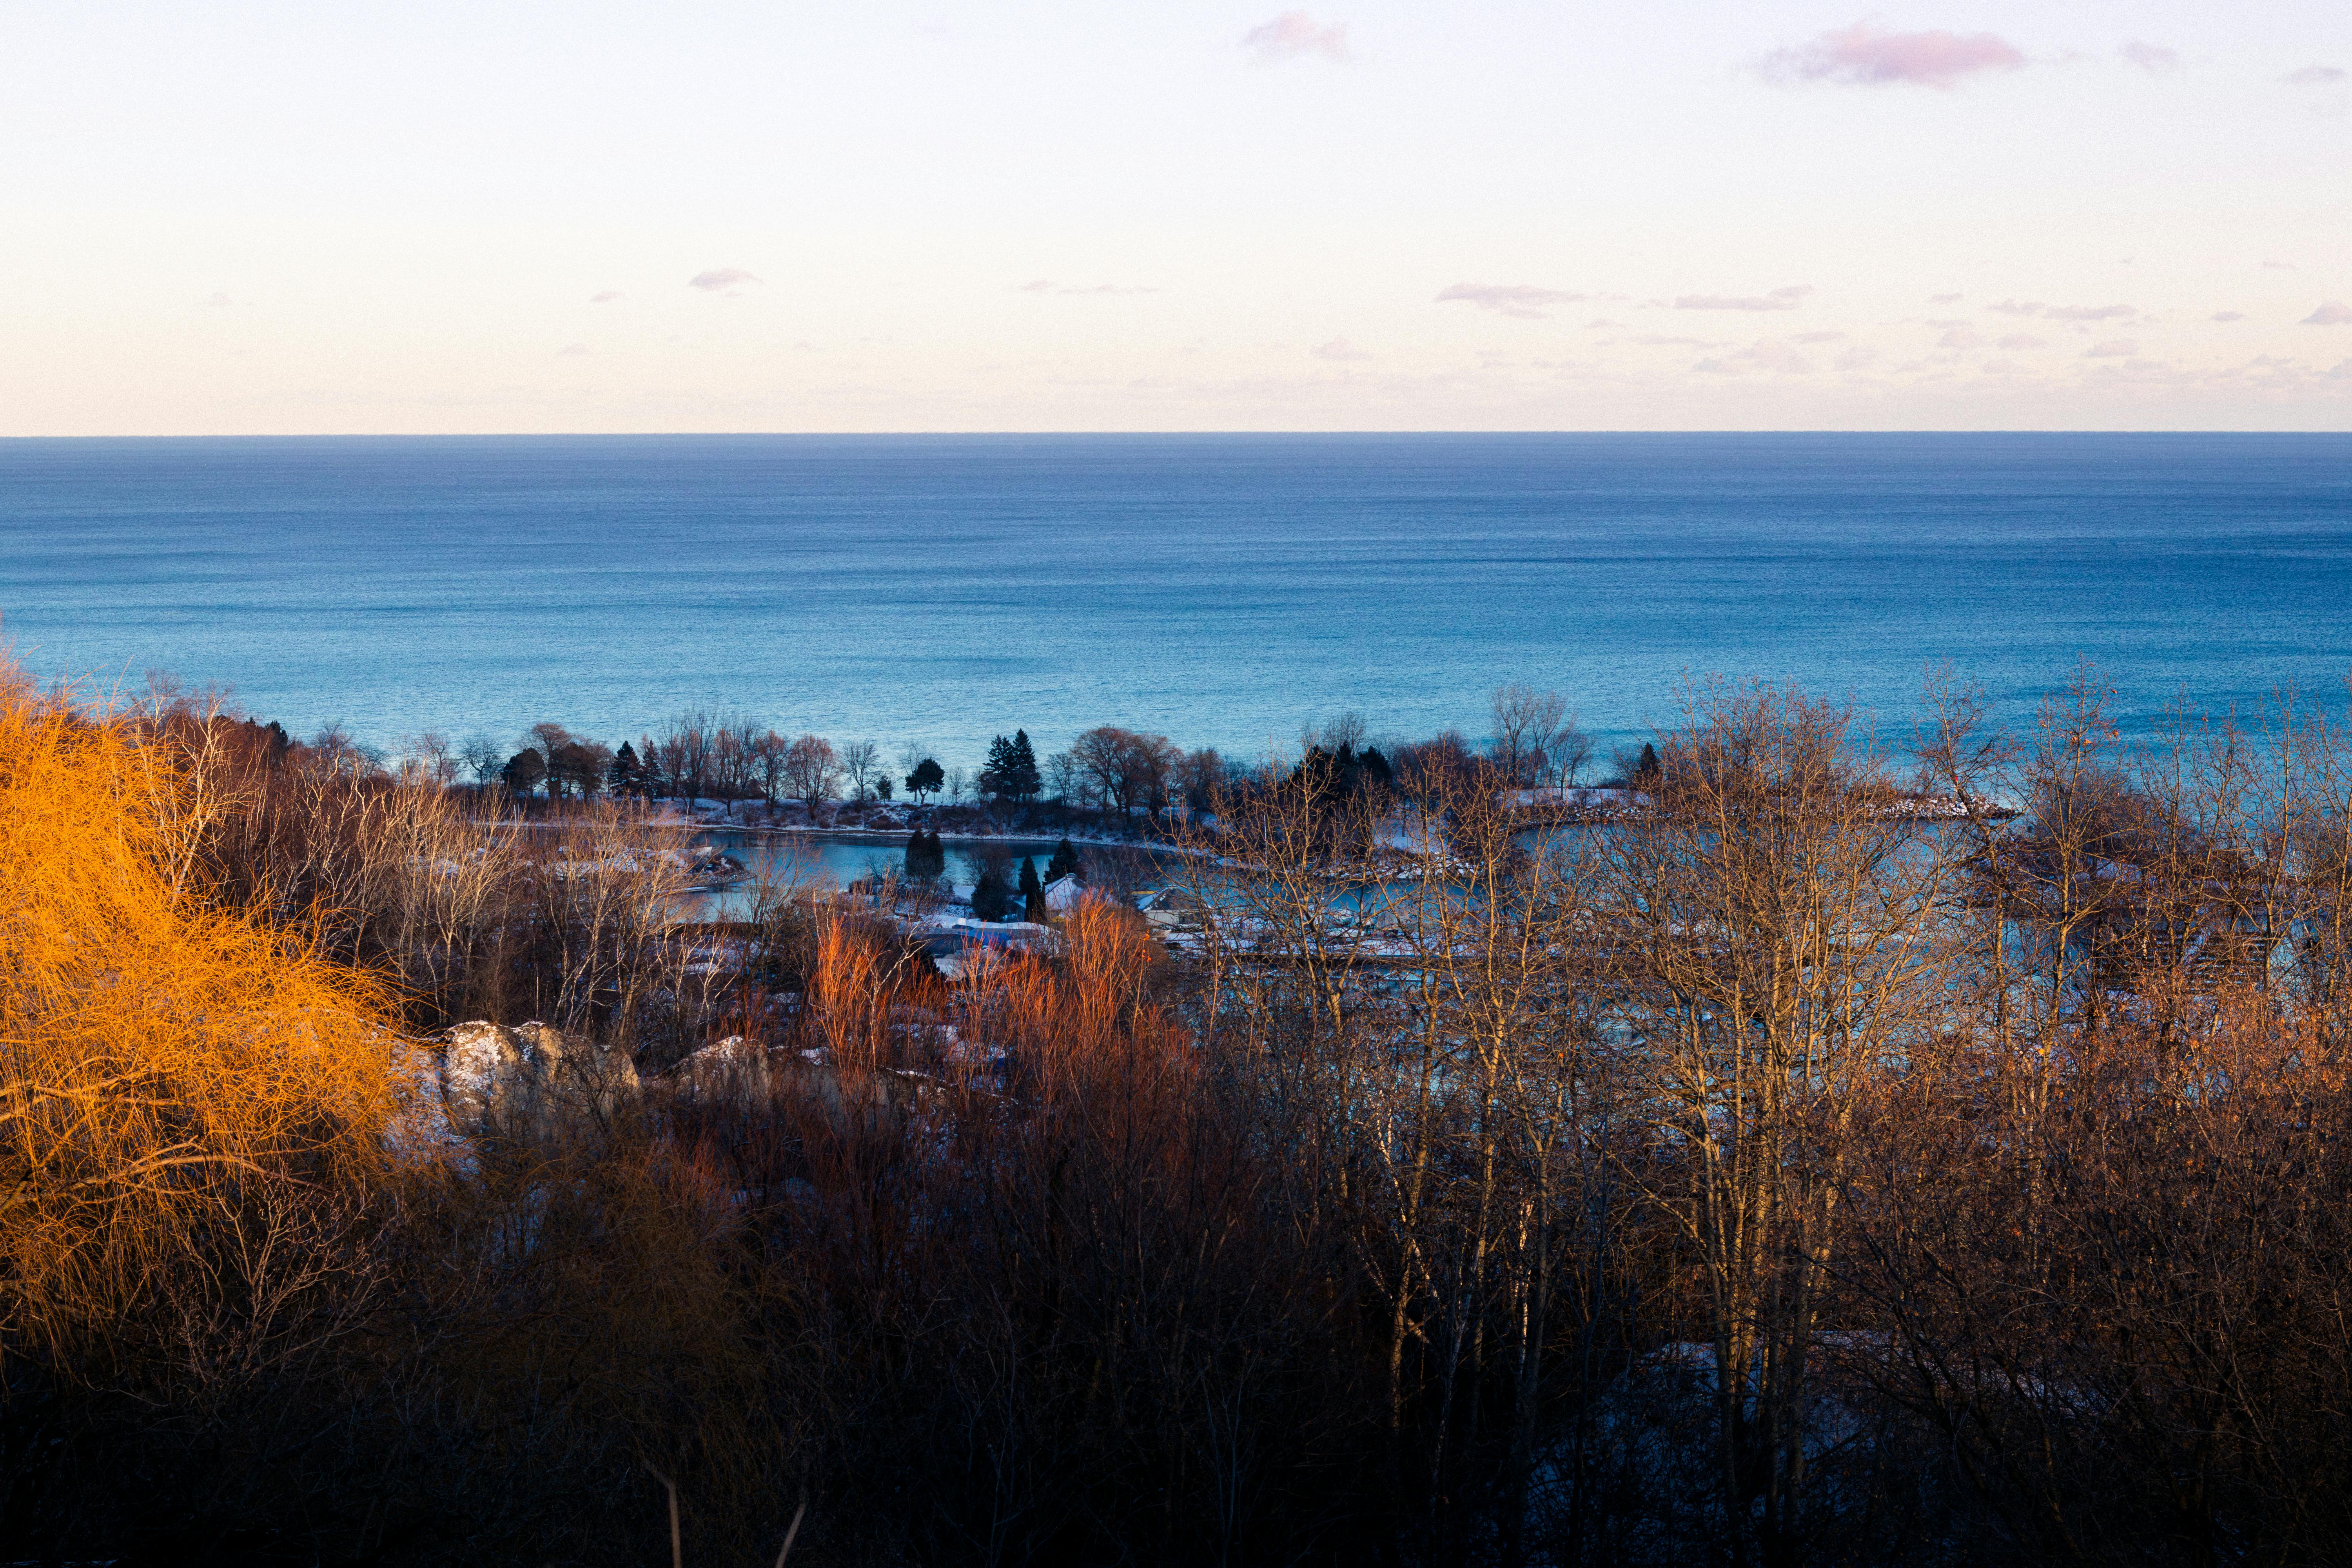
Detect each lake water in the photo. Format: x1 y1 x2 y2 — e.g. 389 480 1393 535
4 434 2347 770
671 830 1174 916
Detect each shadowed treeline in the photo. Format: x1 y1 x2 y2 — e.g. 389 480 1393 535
7 662 2352 1566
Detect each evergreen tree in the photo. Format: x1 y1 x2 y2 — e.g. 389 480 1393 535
1359 746 1395 790
971 862 1013 922
905 829 946 882
1009 730 1042 802
609 740 641 796
1046 837 1082 885
979 734 1018 800
501 748 545 798
1018 856 1046 921
905 757 944 804
1636 742 1661 782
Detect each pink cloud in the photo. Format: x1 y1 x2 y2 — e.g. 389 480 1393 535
1794 330 1846 343
2083 339 2138 358
1677 285 1812 312
1694 340 1816 375
1313 338 1374 361
1243 11 1349 64
689 268 760 292
1938 327 1981 348
1761 23 2025 89
2118 40 2179 74
2305 301 2352 326
1991 299 2135 322
1997 333 2046 349
2282 65 2345 87
1014 279 1159 296
589 290 622 304
1929 291 1963 304
2210 311 2246 323
1436 283 1585 319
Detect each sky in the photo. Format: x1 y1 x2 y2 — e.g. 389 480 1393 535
3 1 2348 434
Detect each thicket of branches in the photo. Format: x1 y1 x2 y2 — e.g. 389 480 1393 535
9 664 2352 1566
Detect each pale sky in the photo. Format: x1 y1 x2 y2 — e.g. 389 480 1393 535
5 1 2348 434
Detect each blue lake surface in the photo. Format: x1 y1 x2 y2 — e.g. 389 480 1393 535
3 433 2347 767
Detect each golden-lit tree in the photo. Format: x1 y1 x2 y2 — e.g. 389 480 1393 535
0 664 402 1364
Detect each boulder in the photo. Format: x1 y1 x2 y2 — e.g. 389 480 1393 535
671 1034 771 1102
437 1020 640 1136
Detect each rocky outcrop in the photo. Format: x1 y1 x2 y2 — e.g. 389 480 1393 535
671 1034 771 1102
437 1020 641 1136
666 1037 931 1131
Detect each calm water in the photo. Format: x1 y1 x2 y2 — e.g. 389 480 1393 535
4 434 2347 767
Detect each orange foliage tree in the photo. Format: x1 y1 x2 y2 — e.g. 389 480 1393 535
0 665 401 1365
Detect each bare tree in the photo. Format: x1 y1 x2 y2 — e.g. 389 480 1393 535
1069 726 1180 818
1596 682 1965 1560
841 739 881 803
752 728 789 809
1490 684 1568 789
783 733 843 809
459 730 505 787
1319 710 1368 753
1046 749 1082 807
396 730 460 787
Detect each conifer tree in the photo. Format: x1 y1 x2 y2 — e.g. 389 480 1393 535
610 740 641 797
501 748 545 798
979 734 1017 800
1009 730 1042 802
1018 856 1046 920
1637 742 1661 782
971 862 1013 922
1047 837 1082 885
906 829 946 882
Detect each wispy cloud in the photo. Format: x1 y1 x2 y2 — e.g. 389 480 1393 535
590 290 622 304
689 268 760 292
1313 338 1374 361
2263 260 2297 270
1676 285 1812 312
2211 311 2246 323
1243 11 1348 64
1794 330 1847 343
1938 327 1982 348
1695 339 1816 375
2304 301 2352 326
1634 334 1717 347
1998 333 2047 349
2118 40 2180 74
1759 23 2025 89
1435 283 1585 319
2084 339 2138 358
198 290 233 308
1014 279 1159 296
1929 292 1962 304
1990 299 2136 321
555 343 589 357
2281 65 2345 87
